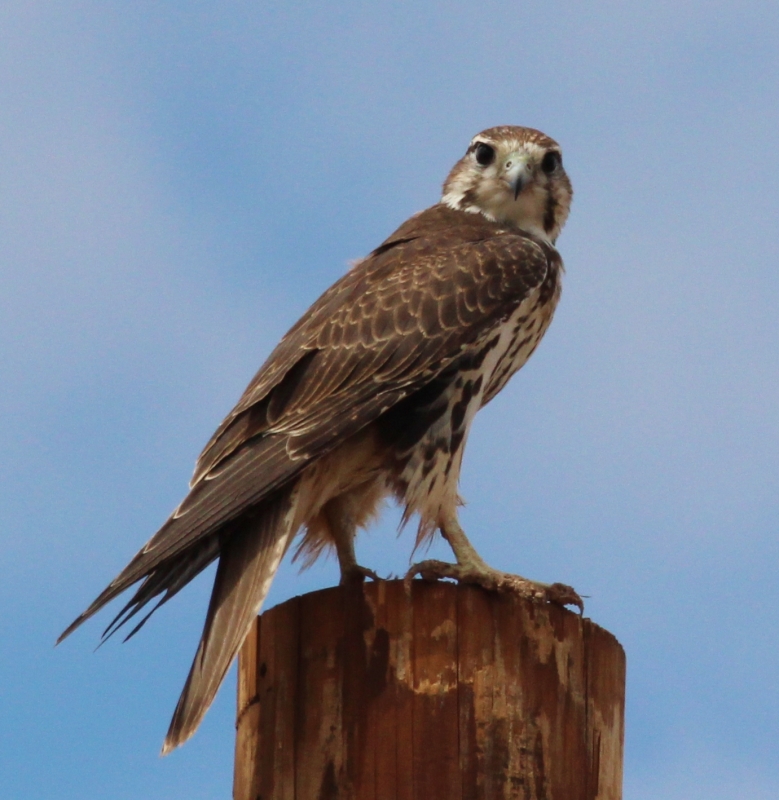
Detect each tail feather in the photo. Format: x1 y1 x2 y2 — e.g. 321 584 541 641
161 486 297 754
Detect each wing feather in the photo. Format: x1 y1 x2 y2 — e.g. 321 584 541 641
59 207 555 645
191 226 551 479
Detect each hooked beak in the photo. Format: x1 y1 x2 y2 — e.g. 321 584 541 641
504 153 532 200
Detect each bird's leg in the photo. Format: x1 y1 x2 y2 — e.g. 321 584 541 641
405 514 583 612
323 498 380 585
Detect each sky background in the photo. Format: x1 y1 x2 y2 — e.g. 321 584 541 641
1 1 778 797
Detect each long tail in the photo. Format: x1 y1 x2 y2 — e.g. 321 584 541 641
161 486 297 754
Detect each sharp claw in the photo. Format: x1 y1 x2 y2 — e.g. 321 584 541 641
340 564 381 586
404 560 583 613
545 582 585 614
403 559 453 590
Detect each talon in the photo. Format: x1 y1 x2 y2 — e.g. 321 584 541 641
404 559 583 612
403 559 457 590
340 564 381 585
544 582 584 613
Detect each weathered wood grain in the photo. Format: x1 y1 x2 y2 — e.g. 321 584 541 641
234 580 625 800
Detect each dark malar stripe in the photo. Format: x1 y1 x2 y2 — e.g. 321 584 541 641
543 192 558 234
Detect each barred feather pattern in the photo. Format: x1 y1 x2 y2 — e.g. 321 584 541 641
58 124 572 752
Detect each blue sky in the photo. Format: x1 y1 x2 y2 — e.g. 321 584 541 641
2 2 778 797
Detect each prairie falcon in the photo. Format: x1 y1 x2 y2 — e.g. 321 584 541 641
59 125 579 752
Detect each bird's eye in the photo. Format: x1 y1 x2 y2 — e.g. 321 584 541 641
474 143 496 166
541 151 561 174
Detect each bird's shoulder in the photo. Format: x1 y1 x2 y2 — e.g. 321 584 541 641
192 205 559 484
254 204 555 377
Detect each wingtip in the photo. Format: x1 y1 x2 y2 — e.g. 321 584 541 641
56 615 85 646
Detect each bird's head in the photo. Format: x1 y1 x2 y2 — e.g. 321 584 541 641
442 126 572 243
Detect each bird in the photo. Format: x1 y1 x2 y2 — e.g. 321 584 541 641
58 125 580 754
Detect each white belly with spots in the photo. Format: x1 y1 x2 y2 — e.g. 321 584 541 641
481 285 558 405
397 283 559 540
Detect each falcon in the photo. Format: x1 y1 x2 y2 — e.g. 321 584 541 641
58 125 579 753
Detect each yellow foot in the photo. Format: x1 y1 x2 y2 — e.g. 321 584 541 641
339 564 381 586
404 559 583 613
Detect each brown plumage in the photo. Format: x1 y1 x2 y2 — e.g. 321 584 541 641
58 125 580 753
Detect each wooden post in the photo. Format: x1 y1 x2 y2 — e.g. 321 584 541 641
234 580 625 800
